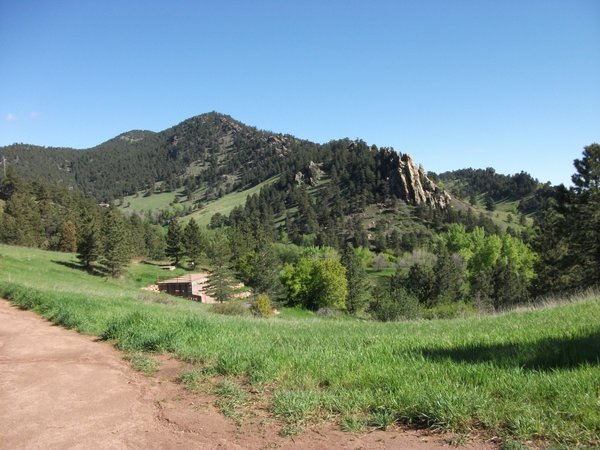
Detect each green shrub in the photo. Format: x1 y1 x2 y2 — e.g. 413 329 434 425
369 287 422 322
253 294 273 318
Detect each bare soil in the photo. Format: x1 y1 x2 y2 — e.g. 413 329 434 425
0 299 499 449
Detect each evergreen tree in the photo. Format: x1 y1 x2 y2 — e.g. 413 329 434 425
207 232 234 303
183 218 203 267
492 259 528 310
249 240 281 295
77 209 102 270
468 191 478 206
101 206 132 277
58 220 77 252
485 194 496 211
341 243 370 314
532 196 575 294
165 220 184 265
471 269 493 312
143 221 166 260
0 165 24 201
128 214 146 257
368 276 421 322
570 144 600 288
406 263 435 304
3 191 44 247
432 247 465 304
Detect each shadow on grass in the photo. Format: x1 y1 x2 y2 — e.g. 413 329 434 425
52 260 108 277
421 329 600 371
139 260 166 267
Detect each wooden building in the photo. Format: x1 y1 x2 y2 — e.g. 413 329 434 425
157 273 216 303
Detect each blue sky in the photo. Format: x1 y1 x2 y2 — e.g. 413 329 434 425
1 1 598 186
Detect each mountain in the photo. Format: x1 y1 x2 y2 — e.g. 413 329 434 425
0 113 450 210
0 113 312 200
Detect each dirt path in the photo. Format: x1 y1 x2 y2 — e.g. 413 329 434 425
0 299 498 449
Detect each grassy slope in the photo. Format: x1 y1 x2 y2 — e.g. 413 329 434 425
0 244 599 446
182 177 278 226
121 189 186 212
119 177 279 227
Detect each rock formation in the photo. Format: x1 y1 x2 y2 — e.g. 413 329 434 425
377 148 451 209
295 161 324 187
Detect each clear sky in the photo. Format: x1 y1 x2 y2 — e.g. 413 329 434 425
1 1 598 185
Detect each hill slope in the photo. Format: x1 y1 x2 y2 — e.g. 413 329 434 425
0 113 316 200
0 113 450 211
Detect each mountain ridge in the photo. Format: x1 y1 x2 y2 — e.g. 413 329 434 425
0 112 451 211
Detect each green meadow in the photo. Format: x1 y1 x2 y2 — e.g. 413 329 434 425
121 189 186 212
120 177 279 227
1 244 598 447
183 177 279 226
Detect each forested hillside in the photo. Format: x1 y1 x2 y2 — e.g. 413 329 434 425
1 112 598 320
1 112 450 208
0 166 165 276
0 112 320 201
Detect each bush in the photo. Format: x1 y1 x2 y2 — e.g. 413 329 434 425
210 301 251 317
369 287 422 322
279 256 348 311
253 294 273 318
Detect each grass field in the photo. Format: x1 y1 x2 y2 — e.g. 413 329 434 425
1 244 599 447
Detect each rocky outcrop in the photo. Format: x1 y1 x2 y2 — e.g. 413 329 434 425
266 135 291 157
295 161 324 187
378 148 451 209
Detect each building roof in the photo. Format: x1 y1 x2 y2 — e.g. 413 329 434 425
157 273 209 285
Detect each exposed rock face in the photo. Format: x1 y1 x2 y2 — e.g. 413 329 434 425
266 135 291 157
378 149 451 209
295 161 324 187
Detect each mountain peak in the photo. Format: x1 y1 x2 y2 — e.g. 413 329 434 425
116 130 156 143
0 112 450 208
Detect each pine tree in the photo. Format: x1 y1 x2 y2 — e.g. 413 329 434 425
0 165 24 201
207 232 233 303
101 206 132 277
183 218 203 267
3 191 44 247
77 209 102 270
341 243 370 314
249 235 281 295
128 214 146 257
143 221 166 260
432 246 465 304
492 260 528 311
570 144 600 288
485 194 496 211
406 263 435 304
58 220 77 252
165 220 184 265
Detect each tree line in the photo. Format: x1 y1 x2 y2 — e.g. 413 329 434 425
0 166 166 277
201 144 599 318
1 143 597 321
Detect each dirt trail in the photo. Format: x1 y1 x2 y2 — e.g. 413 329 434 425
0 299 498 449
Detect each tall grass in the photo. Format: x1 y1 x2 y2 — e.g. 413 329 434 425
1 244 599 446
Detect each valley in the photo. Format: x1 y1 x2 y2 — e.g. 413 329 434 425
0 114 598 448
